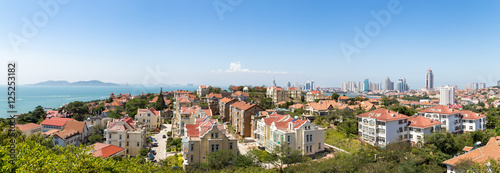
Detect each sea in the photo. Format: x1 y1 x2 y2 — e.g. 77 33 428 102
0 85 197 119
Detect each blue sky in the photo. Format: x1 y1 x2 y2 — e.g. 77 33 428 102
0 0 499 89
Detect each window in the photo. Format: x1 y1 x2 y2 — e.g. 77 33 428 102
409 127 413 131
211 133 214 138
109 134 112 138
404 127 408 131
469 126 473 130
398 127 403 132
409 134 413 139
215 133 219 138
137 142 140 147
190 144 194 151
119 134 122 140
143 119 145 122
211 144 219 152
318 143 321 150
287 135 291 143
190 155 194 162
127 142 129 146
127 134 129 139
55 141 59 145
230 143 233 150
119 142 121 147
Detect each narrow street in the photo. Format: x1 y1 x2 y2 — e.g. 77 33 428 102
151 124 172 162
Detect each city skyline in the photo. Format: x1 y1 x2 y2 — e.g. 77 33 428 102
0 1 499 88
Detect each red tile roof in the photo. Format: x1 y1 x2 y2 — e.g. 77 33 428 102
220 97 237 103
231 101 262 111
443 136 500 166
460 110 486 120
408 115 442 128
15 123 41 131
357 108 409 121
91 143 125 159
40 118 74 127
64 121 87 134
419 105 459 114
54 128 79 140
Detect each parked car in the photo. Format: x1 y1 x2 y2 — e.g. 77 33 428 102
152 142 158 147
163 135 166 138
151 150 156 155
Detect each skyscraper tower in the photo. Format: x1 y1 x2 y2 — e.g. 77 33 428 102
385 77 394 91
426 69 434 90
273 78 277 87
364 79 369 92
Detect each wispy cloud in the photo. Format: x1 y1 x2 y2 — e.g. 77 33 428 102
211 62 287 74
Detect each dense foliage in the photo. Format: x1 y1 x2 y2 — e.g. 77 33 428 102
16 106 46 124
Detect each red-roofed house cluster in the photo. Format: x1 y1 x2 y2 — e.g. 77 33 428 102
358 105 488 147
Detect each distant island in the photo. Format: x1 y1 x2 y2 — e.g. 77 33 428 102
31 80 120 86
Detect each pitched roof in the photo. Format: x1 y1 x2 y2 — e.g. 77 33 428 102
15 123 41 131
231 101 262 111
64 121 87 134
419 105 459 114
40 118 74 127
356 108 409 121
54 128 79 140
206 93 223 99
443 136 500 166
220 97 237 103
91 143 126 159
460 110 486 120
408 115 442 128
137 107 160 116
232 91 249 97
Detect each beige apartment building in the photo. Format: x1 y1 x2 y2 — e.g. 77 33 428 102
266 86 290 104
288 87 302 102
229 101 265 137
182 118 237 167
104 117 146 156
135 107 161 130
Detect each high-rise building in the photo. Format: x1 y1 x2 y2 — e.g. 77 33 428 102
273 78 277 87
385 77 394 91
498 80 500 87
425 69 434 90
364 79 369 92
479 83 486 89
467 83 487 90
440 86 455 105
287 82 291 88
397 78 409 92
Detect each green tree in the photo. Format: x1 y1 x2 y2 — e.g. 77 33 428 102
206 150 236 170
17 106 47 124
125 97 148 118
331 93 340 101
267 144 309 172
61 101 90 121
156 88 167 111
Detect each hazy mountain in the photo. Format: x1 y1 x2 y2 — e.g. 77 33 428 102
32 80 120 86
